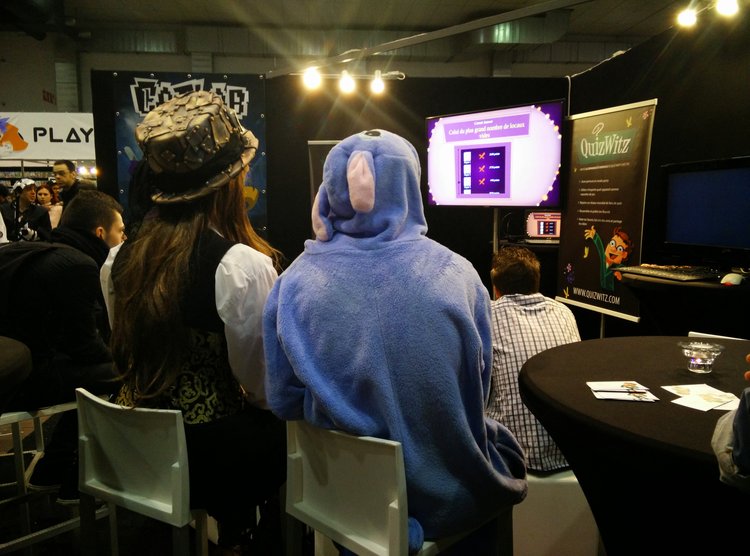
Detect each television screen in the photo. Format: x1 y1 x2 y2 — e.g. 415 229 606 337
664 157 750 251
426 100 564 207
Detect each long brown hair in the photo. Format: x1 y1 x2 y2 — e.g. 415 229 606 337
110 169 281 399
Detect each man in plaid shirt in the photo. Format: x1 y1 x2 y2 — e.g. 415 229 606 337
487 246 580 471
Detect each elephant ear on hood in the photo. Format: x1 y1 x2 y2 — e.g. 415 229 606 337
311 129 428 247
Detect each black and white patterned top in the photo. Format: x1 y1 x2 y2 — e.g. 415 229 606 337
487 293 580 471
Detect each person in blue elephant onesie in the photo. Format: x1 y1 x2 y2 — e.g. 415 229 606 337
263 129 527 554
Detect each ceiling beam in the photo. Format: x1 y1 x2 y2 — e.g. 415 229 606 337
265 0 592 78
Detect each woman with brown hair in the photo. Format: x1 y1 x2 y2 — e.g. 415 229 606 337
106 91 286 555
35 182 62 228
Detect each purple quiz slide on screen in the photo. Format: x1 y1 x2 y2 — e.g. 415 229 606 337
427 102 562 207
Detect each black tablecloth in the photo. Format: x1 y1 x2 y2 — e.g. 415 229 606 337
519 335 749 556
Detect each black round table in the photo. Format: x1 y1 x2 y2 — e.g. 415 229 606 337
519 335 749 556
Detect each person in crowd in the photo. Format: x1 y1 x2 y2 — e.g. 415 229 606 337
0 186 10 244
0 178 52 241
0 190 126 498
486 246 581 472
50 178 62 201
0 206 7 244
263 129 527 554
0 184 10 205
711 353 750 492
48 178 61 202
35 182 63 228
52 160 82 207
106 90 286 555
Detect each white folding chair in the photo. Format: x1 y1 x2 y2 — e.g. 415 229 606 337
76 387 208 556
0 401 92 555
512 469 604 556
285 419 511 556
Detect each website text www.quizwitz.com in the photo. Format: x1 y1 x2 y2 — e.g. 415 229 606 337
572 287 620 305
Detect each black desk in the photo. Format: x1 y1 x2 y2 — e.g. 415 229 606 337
519 336 749 556
620 274 749 337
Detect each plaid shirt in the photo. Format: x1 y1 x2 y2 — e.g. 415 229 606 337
487 293 580 471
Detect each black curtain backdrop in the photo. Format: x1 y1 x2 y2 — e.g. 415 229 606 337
570 15 750 338
571 16 750 264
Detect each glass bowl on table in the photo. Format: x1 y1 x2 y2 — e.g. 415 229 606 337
677 341 725 374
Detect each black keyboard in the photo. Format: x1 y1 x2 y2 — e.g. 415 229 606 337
620 264 720 282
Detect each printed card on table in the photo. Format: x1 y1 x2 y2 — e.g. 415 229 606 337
587 381 658 402
662 384 739 411
586 381 650 392
592 390 659 402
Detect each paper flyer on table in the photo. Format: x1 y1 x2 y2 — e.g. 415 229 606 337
586 381 650 392
592 390 659 402
661 384 739 411
588 381 658 402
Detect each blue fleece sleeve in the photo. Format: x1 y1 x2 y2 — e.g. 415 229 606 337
262 279 306 420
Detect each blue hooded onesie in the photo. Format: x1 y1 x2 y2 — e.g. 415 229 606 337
263 129 527 550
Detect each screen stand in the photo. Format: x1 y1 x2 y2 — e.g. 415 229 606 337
492 208 500 254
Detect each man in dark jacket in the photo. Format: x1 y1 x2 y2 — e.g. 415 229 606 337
52 160 82 208
0 179 52 241
0 190 126 494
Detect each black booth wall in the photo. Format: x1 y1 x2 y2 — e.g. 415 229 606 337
264 76 568 294
92 16 750 340
569 15 750 338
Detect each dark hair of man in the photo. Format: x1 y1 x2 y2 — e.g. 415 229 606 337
111 168 282 400
59 190 123 234
53 160 76 172
491 245 541 295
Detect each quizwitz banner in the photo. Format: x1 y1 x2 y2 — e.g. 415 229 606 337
556 99 657 322
0 113 95 160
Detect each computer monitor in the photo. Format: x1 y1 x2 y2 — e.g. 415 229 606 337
662 155 750 269
425 99 564 207
524 209 562 243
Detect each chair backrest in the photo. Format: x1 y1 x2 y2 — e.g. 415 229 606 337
76 387 192 528
688 331 746 340
286 420 409 556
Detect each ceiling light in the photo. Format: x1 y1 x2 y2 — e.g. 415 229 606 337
302 67 322 90
716 0 739 17
677 8 698 27
370 70 385 94
339 71 356 94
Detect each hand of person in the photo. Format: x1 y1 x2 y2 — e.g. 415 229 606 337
19 223 37 241
584 226 596 240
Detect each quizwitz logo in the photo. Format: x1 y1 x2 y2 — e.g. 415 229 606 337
129 78 250 117
577 121 636 163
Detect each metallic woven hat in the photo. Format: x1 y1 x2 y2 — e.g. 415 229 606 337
135 90 259 204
